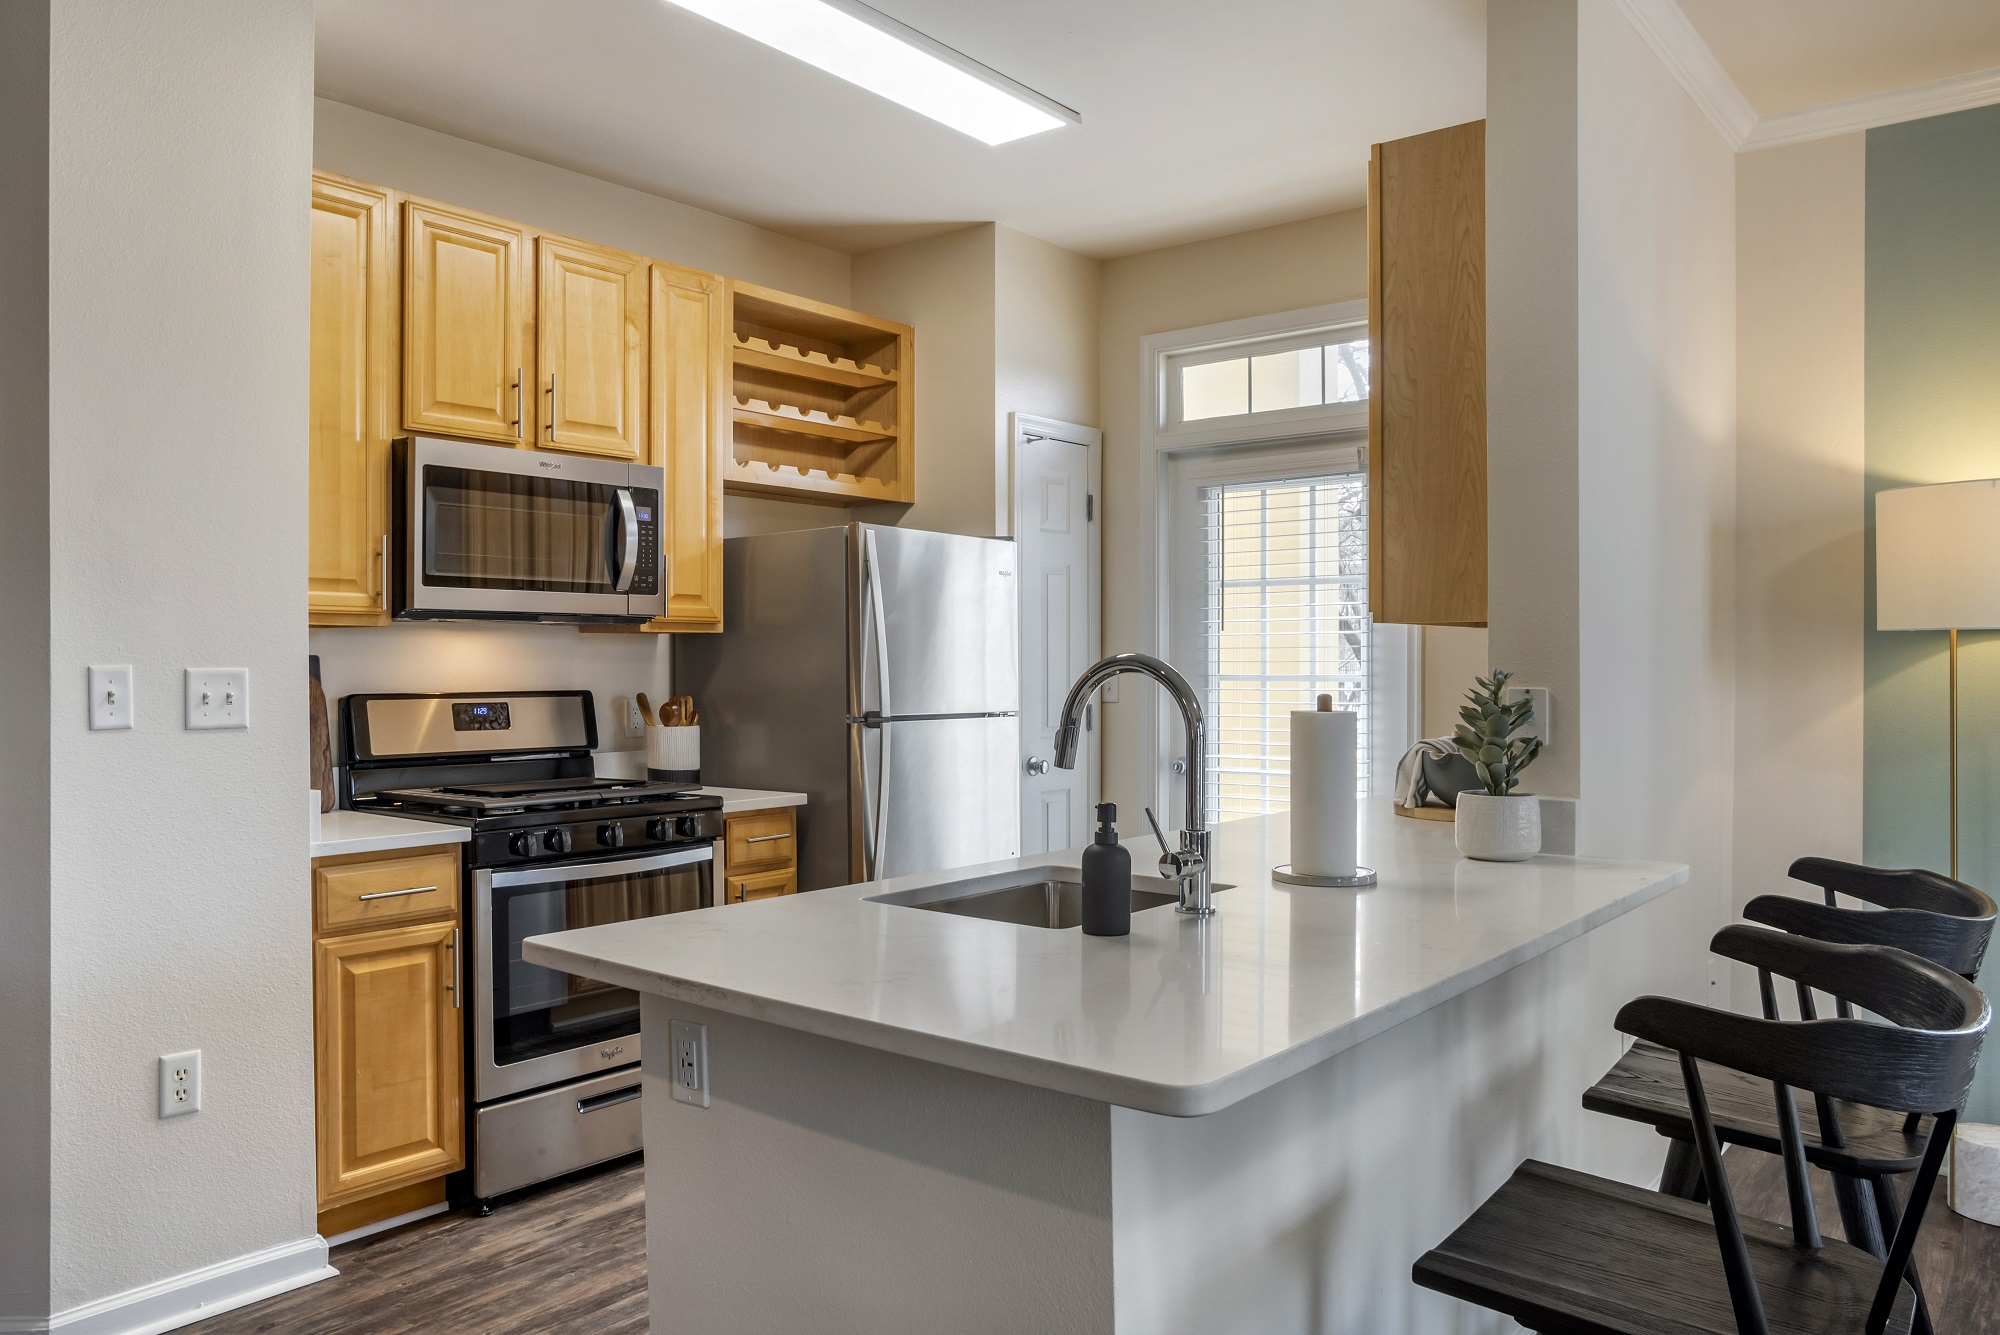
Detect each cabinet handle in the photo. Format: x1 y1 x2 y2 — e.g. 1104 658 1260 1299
744 833 791 844
514 368 523 439
547 372 557 440
449 926 461 1010
357 884 440 901
377 533 390 613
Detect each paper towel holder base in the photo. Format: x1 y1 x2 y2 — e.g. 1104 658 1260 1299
1272 864 1377 888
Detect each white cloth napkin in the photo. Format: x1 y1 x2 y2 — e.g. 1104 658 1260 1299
1394 736 1461 808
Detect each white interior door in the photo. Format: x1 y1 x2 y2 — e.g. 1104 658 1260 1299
1011 414 1101 855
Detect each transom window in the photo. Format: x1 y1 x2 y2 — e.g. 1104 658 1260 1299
1167 325 1370 428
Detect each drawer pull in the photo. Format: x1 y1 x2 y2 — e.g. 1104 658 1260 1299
578 1085 642 1115
357 884 441 902
743 833 791 844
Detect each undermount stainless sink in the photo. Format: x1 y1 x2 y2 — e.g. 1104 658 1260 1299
868 866 1232 929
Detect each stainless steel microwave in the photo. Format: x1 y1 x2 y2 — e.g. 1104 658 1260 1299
393 436 665 623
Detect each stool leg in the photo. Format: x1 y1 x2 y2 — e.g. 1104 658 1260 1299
1871 1175 1935 1335
1661 1137 1707 1202
1832 1170 1886 1257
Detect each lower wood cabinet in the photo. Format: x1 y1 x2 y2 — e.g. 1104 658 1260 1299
722 807 798 902
312 845 464 1229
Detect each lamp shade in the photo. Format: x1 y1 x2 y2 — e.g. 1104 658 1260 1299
1876 479 2000 630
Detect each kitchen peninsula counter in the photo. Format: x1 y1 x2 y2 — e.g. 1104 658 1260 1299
527 804 1694 1335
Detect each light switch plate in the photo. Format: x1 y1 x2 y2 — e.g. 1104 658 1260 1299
89 665 134 730
185 669 249 730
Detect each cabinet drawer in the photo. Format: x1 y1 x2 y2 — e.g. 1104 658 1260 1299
315 847 461 934
725 809 796 872
726 867 797 904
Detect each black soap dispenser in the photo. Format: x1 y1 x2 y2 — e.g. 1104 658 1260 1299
1081 803 1132 937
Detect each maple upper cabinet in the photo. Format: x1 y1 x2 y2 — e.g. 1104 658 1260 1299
403 200 529 444
650 262 727 630
537 237 647 460
1367 119 1487 627
308 172 395 626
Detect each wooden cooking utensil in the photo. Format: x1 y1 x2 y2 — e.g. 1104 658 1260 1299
636 692 657 727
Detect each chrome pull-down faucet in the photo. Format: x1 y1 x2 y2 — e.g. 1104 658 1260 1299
1053 653 1213 916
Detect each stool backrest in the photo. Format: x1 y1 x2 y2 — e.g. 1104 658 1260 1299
1777 857 1995 980
1616 927 1989 1335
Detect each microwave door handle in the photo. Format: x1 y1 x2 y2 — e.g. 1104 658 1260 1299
613 489 640 592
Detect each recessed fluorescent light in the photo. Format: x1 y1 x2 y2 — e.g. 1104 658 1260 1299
662 0 1078 146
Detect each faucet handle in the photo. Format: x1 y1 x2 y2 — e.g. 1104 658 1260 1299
1143 806 1171 851
1145 806 1203 882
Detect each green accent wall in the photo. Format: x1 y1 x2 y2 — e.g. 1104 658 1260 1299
1865 102 2000 1122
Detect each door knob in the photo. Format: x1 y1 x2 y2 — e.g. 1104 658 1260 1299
1025 756 1051 777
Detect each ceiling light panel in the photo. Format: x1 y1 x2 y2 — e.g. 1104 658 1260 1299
662 0 1078 145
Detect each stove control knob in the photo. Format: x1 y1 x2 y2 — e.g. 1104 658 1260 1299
598 823 625 849
676 815 704 840
645 818 671 842
509 832 537 858
543 828 573 855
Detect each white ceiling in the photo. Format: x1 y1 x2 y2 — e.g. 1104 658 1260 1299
1677 0 2000 117
313 0 1486 258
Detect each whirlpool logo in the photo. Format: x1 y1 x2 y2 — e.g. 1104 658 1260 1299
600 1044 626 1061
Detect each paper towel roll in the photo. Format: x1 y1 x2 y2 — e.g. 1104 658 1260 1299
1291 707 1358 878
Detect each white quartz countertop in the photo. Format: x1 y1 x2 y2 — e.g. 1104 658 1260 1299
311 809 469 860
525 803 1687 1117
696 786 807 814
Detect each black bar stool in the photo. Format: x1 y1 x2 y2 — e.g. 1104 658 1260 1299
1415 927 1989 1335
1582 859 1992 1334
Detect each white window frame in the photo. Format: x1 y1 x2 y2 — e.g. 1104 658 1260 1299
1137 300 1417 821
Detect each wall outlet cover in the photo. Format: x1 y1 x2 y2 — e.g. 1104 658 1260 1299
159 1050 200 1118
89 665 134 730
1501 685 1552 747
669 1018 709 1108
185 668 249 730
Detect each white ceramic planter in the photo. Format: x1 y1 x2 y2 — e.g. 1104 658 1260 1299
1455 793 1542 862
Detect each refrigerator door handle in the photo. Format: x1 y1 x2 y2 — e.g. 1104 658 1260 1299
864 528 893 878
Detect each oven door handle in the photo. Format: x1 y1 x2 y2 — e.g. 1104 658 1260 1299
489 843 712 889
612 488 640 593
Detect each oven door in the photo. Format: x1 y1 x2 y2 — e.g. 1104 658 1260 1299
400 435 663 622
471 844 711 1102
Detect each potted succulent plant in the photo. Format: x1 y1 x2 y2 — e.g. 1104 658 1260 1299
1451 670 1545 861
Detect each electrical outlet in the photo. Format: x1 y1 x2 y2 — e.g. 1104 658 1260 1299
623 697 646 738
159 1050 200 1118
669 1019 709 1108
1501 685 1552 747
89 665 134 730
184 669 249 730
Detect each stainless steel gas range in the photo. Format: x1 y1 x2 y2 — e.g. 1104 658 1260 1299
340 689 721 1208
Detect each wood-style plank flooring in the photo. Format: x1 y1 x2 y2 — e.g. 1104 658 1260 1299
185 1148 1998 1334
185 1161 647 1335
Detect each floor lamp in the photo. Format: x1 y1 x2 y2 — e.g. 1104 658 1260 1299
1875 478 2000 881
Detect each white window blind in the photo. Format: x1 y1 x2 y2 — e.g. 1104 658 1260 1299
1200 471 1370 822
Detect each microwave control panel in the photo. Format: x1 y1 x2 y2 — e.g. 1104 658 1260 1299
629 487 660 595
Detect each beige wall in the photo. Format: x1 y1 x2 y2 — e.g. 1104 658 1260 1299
1420 627 1490 738
997 223 1103 455
851 225 1000 536
1732 134 1867 909
1095 211 1369 815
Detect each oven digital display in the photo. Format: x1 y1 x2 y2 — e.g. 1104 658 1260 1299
452 701 511 731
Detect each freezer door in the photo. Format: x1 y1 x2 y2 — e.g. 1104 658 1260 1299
856 715 1021 880
856 525 1019 719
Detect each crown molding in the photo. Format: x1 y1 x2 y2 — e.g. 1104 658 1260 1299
1743 64 2000 150
1612 0 1757 149
1613 0 2000 154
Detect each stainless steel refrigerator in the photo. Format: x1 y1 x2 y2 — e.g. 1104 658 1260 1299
675 524 1020 890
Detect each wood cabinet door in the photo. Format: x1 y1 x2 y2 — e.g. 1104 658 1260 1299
726 867 798 904
403 200 527 443
537 237 646 460
650 262 727 629
1367 119 1487 627
724 808 795 873
308 174 394 625
315 919 464 1207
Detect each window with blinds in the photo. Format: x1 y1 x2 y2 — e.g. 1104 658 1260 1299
1200 471 1370 822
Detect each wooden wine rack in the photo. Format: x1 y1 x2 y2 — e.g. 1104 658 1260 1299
725 282 914 505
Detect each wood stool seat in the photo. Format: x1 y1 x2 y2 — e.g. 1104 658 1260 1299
1586 1040 1929 1176
1415 1159 1916 1335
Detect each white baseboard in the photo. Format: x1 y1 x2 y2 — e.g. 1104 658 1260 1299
0 1238 334 1335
